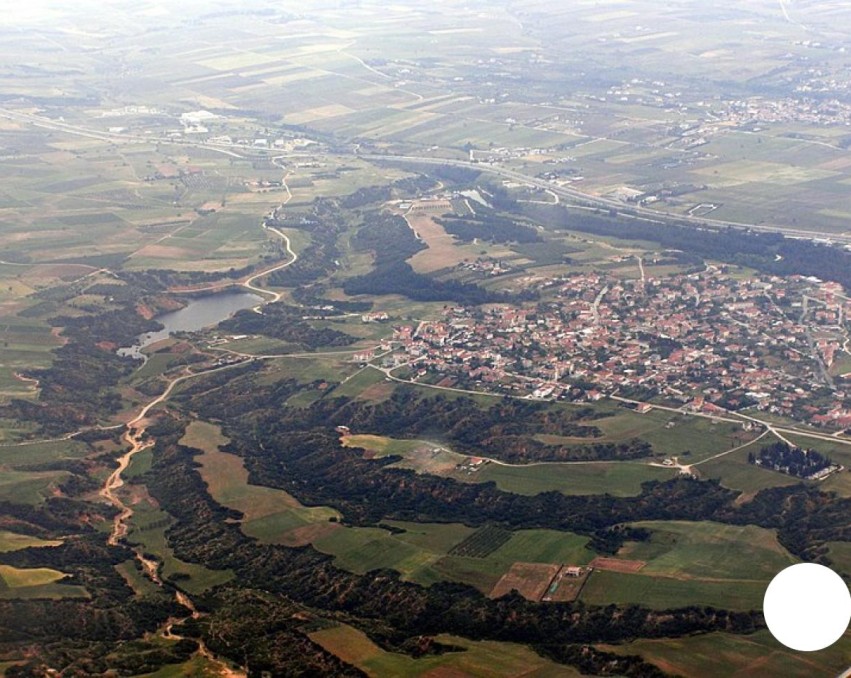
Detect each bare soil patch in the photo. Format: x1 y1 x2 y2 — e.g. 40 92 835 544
134 244 195 259
31 263 93 280
279 522 340 547
489 562 560 601
407 211 470 274
589 556 646 573
357 381 394 402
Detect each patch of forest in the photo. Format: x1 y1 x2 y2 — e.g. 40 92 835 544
749 441 835 479
175 587 367 677
340 174 437 209
292 284 373 313
342 212 515 305
0 532 189 676
219 303 356 349
4 304 156 434
436 213 541 244
268 200 345 287
189 383 648 464
523 203 851 292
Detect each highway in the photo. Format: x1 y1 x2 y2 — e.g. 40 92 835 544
362 153 851 245
3 104 851 246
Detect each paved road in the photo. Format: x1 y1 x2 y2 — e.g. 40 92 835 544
363 154 851 245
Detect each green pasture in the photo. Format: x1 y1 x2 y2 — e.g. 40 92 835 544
621 521 797 580
310 625 581 677
0 469 69 505
0 438 89 468
126 502 234 595
696 434 800 493
0 563 87 600
0 530 61 552
580 569 766 611
476 461 675 497
600 630 851 678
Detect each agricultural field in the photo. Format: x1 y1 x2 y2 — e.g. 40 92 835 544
0 530 61 552
489 562 561 601
579 521 799 611
125 500 234 595
309 624 582 677
476 461 675 497
599 630 851 678
340 428 679 497
0 563 87 600
189 420 599 593
185 421 343 545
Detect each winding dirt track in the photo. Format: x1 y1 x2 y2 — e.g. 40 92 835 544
99 364 253 675
96 175 300 674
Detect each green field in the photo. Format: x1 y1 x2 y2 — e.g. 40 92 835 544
579 520 798 611
600 630 851 678
0 530 61 552
0 468 70 505
696 434 801 493
580 569 767 611
139 653 237 678
309 624 581 677
0 438 90 467
341 429 679 498
186 420 343 543
620 521 797 580
125 502 234 595
188 421 599 593
0 563 87 600
826 541 851 579
476 461 675 497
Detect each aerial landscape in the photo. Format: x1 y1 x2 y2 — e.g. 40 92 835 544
2 0 851 675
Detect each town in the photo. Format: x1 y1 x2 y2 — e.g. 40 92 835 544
377 266 851 431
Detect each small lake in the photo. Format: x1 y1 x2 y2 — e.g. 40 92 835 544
118 291 262 360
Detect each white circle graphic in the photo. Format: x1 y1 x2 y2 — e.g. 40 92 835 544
763 563 851 652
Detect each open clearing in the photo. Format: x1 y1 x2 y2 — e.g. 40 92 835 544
599 630 851 678
579 521 798 611
588 556 645 573
0 531 61 552
405 210 481 274
0 563 87 599
0 564 64 588
185 420 342 544
309 624 582 677
489 562 560 601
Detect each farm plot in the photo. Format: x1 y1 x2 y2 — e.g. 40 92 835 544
0 563 87 600
309 624 582 677
599 630 851 678
447 525 513 558
579 520 798 611
489 562 560 601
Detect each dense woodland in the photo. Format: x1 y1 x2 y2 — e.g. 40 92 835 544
220 303 356 350
343 212 524 305
750 441 834 478
524 203 851 291
436 212 541 244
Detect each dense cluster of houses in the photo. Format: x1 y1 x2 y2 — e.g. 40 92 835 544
388 267 851 428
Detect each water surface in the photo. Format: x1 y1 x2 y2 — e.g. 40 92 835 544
119 291 261 360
